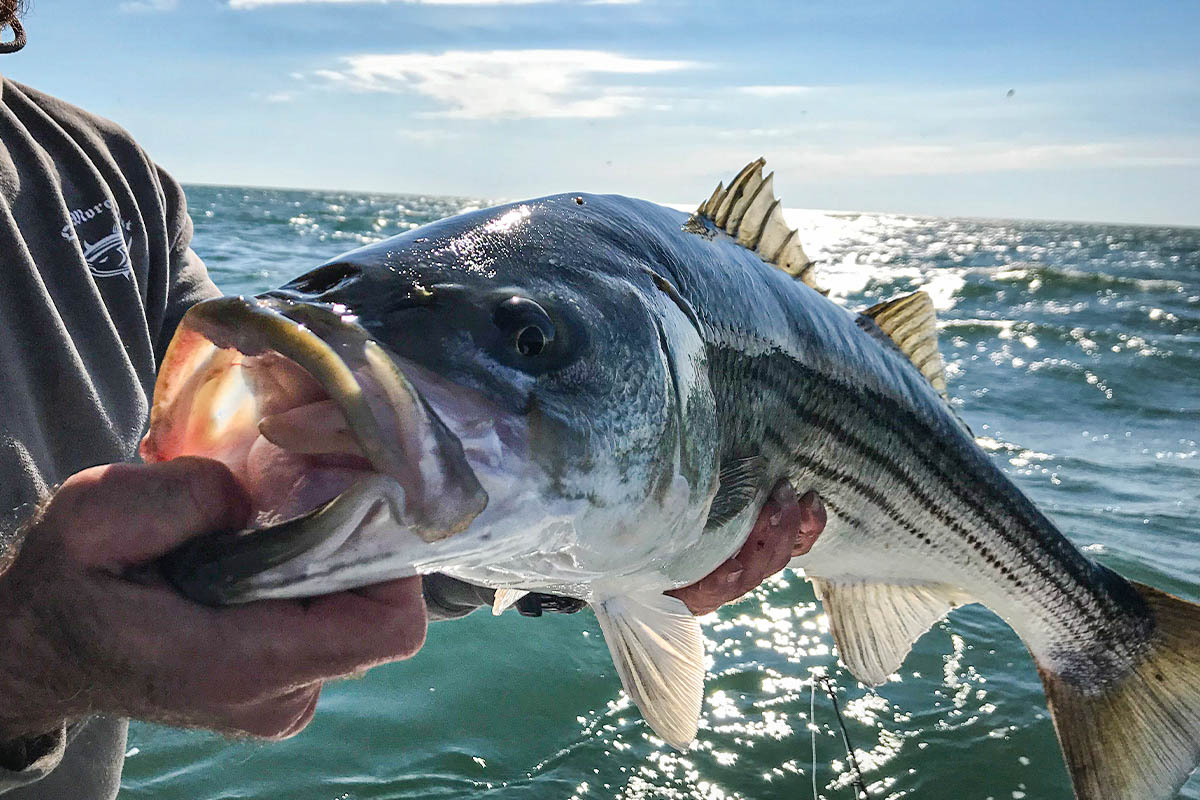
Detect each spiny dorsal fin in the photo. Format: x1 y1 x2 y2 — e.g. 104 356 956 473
697 158 821 292
862 290 949 399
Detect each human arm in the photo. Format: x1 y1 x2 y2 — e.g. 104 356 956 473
0 458 427 761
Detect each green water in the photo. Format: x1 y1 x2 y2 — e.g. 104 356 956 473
119 186 1200 799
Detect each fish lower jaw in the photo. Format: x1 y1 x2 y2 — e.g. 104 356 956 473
140 296 501 602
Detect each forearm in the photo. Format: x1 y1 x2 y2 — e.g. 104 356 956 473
0 534 69 790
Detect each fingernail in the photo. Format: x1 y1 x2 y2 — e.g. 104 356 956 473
772 481 797 502
725 569 745 585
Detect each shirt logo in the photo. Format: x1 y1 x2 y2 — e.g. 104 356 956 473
61 199 135 278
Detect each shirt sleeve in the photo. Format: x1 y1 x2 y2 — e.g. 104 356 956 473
153 165 221 365
0 728 67 794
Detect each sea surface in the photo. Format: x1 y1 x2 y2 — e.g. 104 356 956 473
120 185 1200 800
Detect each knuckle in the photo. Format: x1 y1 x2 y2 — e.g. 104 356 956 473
154 472 208 523
49 467 108 520
367 592 428 662
200 665 280 706
382 614 427 660
230 686 320 740
154 458 239 528
177 459 232 510
237 712 298 740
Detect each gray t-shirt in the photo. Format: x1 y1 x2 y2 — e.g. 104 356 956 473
0 76 492 798
0 75 219 797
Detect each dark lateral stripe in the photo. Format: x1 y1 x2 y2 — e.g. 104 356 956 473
759 424 1103 644
739 352 1105 590
761 426 1017 583
756 354 1040 538
747 374 1108 637
818 495 860 529
710 335 1057 547
768 392 1101 623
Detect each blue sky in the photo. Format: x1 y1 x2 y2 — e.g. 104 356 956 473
4 0 1198 224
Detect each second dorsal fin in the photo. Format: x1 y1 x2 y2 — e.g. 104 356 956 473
862 290 949 399
697 158 821 292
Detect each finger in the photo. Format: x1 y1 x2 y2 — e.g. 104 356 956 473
217 682 322 740
764 483 807 541
94 573 426 708
704 556 747 592
731 504 795 594
354 574 427 605
52 458 250 568
667 556 745 615
766 480 799 519
206 576 428 693
792 490 827 556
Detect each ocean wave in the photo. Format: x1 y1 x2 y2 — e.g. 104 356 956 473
983 264 1186 294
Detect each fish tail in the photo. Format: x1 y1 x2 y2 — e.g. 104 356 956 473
1037 581 1200 800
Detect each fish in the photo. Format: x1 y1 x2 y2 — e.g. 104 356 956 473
140 160 1200 800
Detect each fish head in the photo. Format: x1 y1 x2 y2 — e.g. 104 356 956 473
143 195 720 603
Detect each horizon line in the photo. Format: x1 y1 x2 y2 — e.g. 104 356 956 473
178 179 1200 230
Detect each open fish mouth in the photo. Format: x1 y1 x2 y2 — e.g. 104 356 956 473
140 295 488 604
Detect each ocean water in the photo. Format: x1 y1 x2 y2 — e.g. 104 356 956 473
119 186 1200 800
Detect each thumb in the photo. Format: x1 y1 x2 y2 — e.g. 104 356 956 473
50 457 250 568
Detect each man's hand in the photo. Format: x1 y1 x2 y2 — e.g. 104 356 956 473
668 482 826 616
0 458 427 742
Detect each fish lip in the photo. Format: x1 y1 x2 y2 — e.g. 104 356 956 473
158 474 409 606
143 294 489 601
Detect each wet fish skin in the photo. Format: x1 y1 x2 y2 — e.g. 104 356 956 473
153 183 1200 800
291 192 1144 655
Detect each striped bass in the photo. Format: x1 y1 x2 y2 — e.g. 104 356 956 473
142 160 1200 800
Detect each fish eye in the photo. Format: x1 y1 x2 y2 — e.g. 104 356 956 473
493 297 555 357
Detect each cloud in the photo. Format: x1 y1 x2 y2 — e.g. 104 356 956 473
395 128 465 143
685 139 1200 181
311 49 693 119
230 0 637 8
119 0 177 10
738 85 813 98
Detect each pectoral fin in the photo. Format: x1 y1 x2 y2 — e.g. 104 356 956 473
492 588 529 615
705 455 766 530
592 592 705 750
812 578 964 686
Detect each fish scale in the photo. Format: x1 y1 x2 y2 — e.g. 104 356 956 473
711 341 1130 655
147 160 1200 800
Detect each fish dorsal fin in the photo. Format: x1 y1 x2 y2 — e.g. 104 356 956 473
697 158 821 292
592 591 705 750
861 290 949 399
811 579 963 686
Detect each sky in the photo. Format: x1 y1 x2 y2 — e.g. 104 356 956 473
3 0 1198 225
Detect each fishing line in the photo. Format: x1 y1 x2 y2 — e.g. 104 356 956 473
810 677 819 800
820 675 869 799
